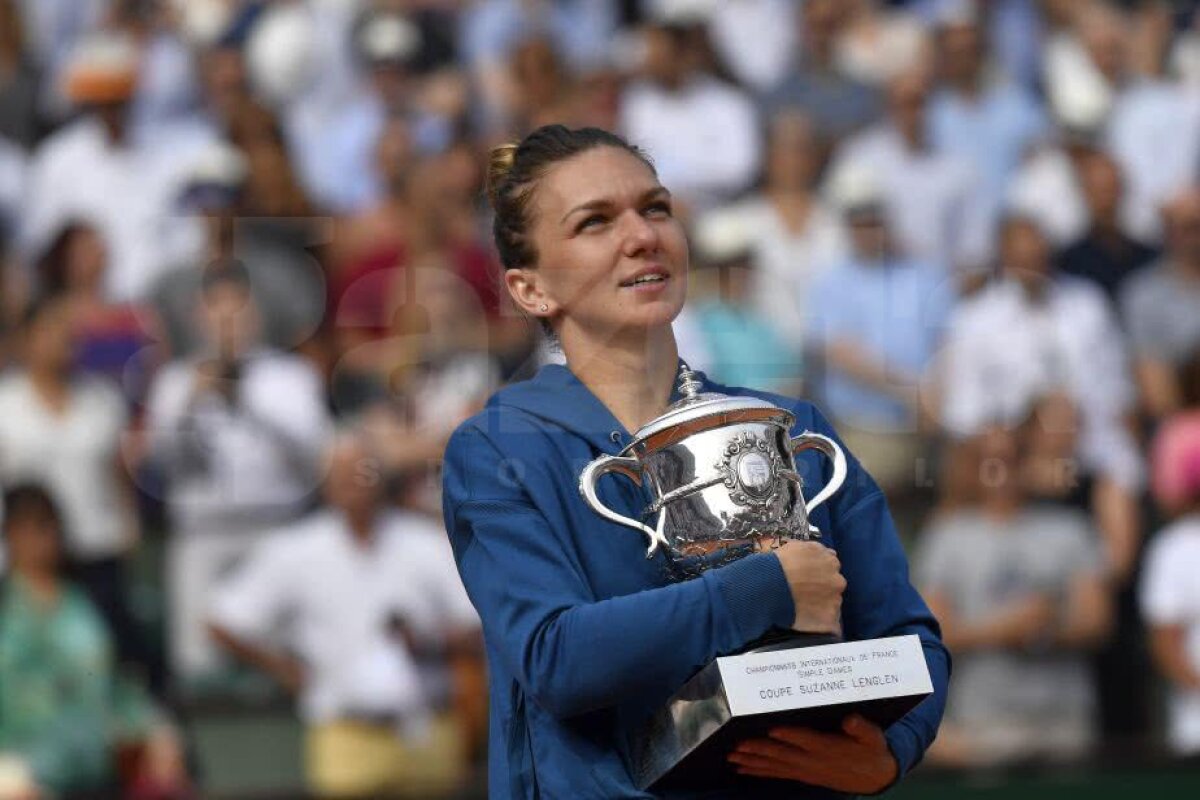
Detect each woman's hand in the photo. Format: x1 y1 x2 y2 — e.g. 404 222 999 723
772 540 846 634
727 715 899 795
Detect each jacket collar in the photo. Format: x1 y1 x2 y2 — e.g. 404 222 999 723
487 361 701 455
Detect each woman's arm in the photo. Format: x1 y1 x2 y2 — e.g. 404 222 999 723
448 495 794 719
1054 572 1114 650
1148 624 1200 691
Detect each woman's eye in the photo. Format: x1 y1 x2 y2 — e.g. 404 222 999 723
578 214 607 231
643 201 672 217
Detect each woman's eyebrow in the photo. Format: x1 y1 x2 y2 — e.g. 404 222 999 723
560 187 671 223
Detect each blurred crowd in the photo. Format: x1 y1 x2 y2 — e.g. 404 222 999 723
0 0 1198 798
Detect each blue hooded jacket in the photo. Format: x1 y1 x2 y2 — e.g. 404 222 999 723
441 364 950 799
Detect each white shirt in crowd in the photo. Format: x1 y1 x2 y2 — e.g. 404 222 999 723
208 508 480 727
940 277 1143 490
1106 81 1200 243
145 350 331 535
21 117 212 301
705 0 796 93
1007 141 1148 249
620 76 760 210
828 125 992 273
0 373 133 560
708 197 849 347
1140 515 1200 755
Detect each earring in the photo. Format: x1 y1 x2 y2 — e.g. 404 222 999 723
539 304 549 312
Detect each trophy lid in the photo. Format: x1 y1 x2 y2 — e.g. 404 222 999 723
627 364 791 450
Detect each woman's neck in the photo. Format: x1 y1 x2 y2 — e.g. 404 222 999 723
14 569 61 606
560 324 679 433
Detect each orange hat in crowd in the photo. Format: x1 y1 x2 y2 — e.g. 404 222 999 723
63 32 140 105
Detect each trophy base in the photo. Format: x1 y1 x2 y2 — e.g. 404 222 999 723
631 635 933 792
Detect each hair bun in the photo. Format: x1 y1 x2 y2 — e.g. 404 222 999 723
486 142 520 209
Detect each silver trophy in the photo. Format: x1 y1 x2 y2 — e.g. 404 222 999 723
580 364 847 577
578 365 932 791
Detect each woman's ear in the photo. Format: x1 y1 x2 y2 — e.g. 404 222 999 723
504 268 555 319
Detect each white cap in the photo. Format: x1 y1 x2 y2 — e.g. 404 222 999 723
173 0 236 47
694 208 755 264
825 163 885 215
185 140 249 188
246 3 319 107
358 12 422 64
1050 66 1112 134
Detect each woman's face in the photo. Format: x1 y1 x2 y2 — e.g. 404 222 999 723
25 302 77 374
5 514 63 576
64 226 108 292
510 146 689 339
766 112 820 191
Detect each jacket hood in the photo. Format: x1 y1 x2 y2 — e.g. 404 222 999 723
486 362 704 455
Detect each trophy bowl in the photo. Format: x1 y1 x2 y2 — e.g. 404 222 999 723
579 365 847 577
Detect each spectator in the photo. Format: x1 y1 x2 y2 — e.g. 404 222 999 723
941 215 1143 580
328 123 513 418
0 294 156 684
144 263 330 681
287 6 456 214
704 0 796 94
688 209 800 396
1057 152 1159 304
918 424 1112 767
762 0 881 145
619 19 760 211
926 5 1047 219
1120 188 1200 420
504 35 573 133
713 110 848 351
21 30 211 301
152 139 325 360
805 171 954 497
459 0 616 95
836 0 931 88
827 68 992 278
13 0 108 125
209 431 482 800
0 484 187 799
1006 125 1110 250
1104 4 1200 243
35 221 159 404
1140 413 1200 756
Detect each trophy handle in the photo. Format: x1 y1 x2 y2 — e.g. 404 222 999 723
579 454 668 558
790 432 848 531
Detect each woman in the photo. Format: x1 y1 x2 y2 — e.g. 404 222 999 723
440 125 949 798
0 294 153 688
916 424 1110 768
0 484 185 799
36 221 159 406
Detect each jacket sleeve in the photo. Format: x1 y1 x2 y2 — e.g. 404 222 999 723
803 404 951 779
441 423 796 720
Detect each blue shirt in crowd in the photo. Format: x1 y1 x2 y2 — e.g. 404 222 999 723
927 81 1047 216
441 364 950 799
807 257 955 430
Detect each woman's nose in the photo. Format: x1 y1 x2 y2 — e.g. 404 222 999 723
619 209 660 256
